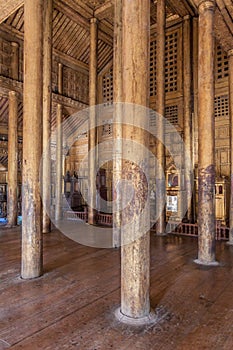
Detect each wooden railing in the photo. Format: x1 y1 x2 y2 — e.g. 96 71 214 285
96 213 112 227
63 210 88 222
64 211 229 240
167 221 229 241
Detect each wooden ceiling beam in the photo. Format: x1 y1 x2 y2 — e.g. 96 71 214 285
94 0 113 20
54 0 90 29
216 0 233 35
54 0 113 45
0 0 24 24
214 8 233 51
223 0 233 19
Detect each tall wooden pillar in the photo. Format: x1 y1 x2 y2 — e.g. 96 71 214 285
42 0 52 233
192 17 199 222
7 91 18 227
155 0 166 235
11 42 19 80
195 0 217 265
58 63 63 94
228 49 233 244
119 0 152 324
55 104 63 221
112 0 123 248
21 0 43 279
88 18 98 225
183 15 193 222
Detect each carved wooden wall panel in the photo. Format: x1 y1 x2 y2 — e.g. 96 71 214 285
150 24 182 100
215 44 229 81
0 37 12 78
63 65 89 104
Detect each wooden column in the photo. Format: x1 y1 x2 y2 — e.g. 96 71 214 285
112 0 123 248
58 63 63 94
11 42 19 80
21 0 43 279
88 18 98 225
228 49 233 244
195 0 217 265
7 91 18 227
155 0 166 235
55 104 63 221
42 0 52 233
192 17 199 222
119 0 152 324
183 15 193 222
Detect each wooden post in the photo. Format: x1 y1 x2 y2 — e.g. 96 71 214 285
195 0 218 265
192 17 199 223
183 15 193 222
228 49 233 244
88 18 98 225
112 0 123 248
7 91 18 227
11 42 19 80
55 103 63 221
58 63 63 94
155 0 166 235
21 0 43 279
42 0 52 233
118 0 153 324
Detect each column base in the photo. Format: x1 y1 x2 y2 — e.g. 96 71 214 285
194 258 219 266
5 223 17 228
115 307 157 326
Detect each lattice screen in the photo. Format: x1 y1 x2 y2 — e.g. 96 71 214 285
102 67 113 106
150 40 157 97
150 30 179 96
63 66 89 104
165 32 178 93
214 95 229 118
165 105 178 125
215 45 228 80
102 123 112 136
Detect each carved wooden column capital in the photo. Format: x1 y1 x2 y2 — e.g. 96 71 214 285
198 0 215 13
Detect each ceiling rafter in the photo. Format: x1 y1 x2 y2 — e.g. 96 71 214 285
0 0 24 24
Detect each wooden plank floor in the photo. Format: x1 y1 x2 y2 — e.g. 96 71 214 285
0 226 233 349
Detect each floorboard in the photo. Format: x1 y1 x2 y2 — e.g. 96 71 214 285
0 226 233 349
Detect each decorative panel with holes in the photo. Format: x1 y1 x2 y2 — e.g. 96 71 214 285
150 40 157 97
214 95 229 118
102 67 113 106
165 31 179 93
215 45 228 81
165 105 178 125
63 66 89 104
150 25 182 98
165 99 183 129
